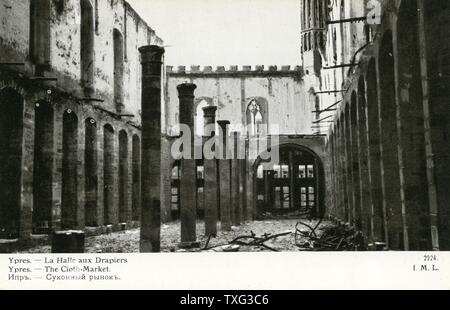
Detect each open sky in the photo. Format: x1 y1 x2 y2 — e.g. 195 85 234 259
127 0 301 67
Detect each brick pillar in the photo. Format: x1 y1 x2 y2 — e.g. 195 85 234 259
139 45 164 252
217 120 232 231
203 106 218 236
178 83 198 246
230 131 241 226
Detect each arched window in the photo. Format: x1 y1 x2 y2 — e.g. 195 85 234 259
302 0 306 29
318 0 323 27
81 0 95 93
30 0 51 73
113 29 124 112
247 99 263 136
307 0 311 28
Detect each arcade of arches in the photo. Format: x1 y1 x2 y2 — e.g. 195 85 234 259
169 143 325 222
254 145 324 219
328 0 450 251
0 86 142 240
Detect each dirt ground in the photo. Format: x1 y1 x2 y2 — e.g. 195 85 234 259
16 219 334 253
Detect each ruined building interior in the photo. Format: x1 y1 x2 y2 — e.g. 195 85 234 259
0 0 449 252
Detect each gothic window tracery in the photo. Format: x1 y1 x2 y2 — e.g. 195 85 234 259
247 99 263 136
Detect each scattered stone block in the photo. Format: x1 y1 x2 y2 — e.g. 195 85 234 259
51 230 85 253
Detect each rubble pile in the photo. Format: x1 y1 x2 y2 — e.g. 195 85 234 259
15 219 364 253
295 220 365 251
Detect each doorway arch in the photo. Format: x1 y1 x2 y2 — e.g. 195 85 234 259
62 109 79 229
33 100 54 234
0 88 24 238
253 143 325 218
103 124 115 225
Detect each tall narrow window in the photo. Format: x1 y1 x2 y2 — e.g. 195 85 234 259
307 0 311 28
30 0 51 73
302 0 306 29
81 0 95 94
95 0 99 34
113 29 124 112
318 0 323 27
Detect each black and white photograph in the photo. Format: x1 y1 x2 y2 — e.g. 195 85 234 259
0 0 449 291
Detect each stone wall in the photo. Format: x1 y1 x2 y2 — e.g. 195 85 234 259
0 0 163 124
164 65 312 137
317 0 450 250
0 0 163 241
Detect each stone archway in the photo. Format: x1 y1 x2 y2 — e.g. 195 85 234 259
132 134 141 221
103 124 115 225
253 143 325 219
33 101 54 234
367 58 385 243
118 130 129 223
62 109 79 230
0 87 24 238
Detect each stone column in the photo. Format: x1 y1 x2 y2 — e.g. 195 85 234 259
178 83 198 246
139 45 164 252
217 120 232 231
203 106 219 236
263 170 268 213
245 137 254 221
230 131 241 226
239 135 246 223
